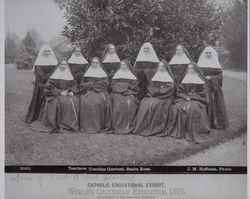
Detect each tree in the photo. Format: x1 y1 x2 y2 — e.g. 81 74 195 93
55 0 223 62
5 31 20 64
16 31 37 69
49 35 74 62
29 28 47 51
223 0 247 69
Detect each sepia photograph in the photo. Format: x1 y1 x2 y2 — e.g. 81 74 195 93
4 0 247 167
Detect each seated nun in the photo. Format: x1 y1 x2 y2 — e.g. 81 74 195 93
32 61 79 133
167 62 210 143
169 44 192 84
198 46 229 130
67 46 88 83
102 43 121 78
79 57 111 134
133 42 160 100
26 45 58 124
134 60 175 136
111 59 139 134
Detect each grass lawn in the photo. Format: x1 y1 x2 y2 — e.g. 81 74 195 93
5 64 247 166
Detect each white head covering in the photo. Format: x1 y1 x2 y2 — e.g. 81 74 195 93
112 61 137 80
169 45 191 65
135 42 159 63
197 46 222 68
103 44 121 63
68 47 88 64
151 62 174 83
50 61 74 80
181 64 205 84
84 58 108 78
34 45 58 66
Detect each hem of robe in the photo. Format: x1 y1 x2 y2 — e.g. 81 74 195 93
30 120 79 134
79 128 110 134
110 127 134 134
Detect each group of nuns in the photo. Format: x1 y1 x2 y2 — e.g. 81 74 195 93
26 42 229 143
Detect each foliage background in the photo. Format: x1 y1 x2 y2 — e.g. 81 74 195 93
54 0 223 63
5 0 247 70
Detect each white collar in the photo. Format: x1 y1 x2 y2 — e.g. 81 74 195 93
50 62 74 80
151 70 173 82
84 65 108 78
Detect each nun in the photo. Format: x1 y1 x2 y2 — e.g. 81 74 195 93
134 42 160 99
111 59 139 134
197 46 229 129
167 62 210 143
79 57 111 133
33 61 79 133
169 44 192 84
67 46 88 83
102 44 121 78
134 60 175 136
25 45 58 124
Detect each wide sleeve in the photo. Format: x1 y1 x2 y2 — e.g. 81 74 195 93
209 69 223 91
43 79 63 101
147 82 175 99
35 67 51 88
80 77 109 94
112 79 139 95
175 84 188 100
111 80 129 93
68 80 79 94
188 84 208 104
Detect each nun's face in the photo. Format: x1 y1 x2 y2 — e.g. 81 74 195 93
108 45 116 54
43 49 52 57
205 51 212 58
92 58 99 68
176 46 183 56
74 48 82 57
188 65 195 74
143 45 150 53
120 61 128 71
59 62 67 71
158 62 165 72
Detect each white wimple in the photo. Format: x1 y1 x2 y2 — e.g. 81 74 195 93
197 46 222 68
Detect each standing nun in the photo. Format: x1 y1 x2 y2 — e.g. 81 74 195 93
167 62 210 143
134 42 160 99
33 61 79 133
169 44 192 84
102 44 121 78
197 46 229 129
25 45 58 124
79 57 111 133
134 60 175 136
67 46 88 83
111 59 139 134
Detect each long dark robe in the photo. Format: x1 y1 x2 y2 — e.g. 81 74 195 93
68 63 88 84
134 81 175 136
33 79 79 133
25 65 56 124
134 62 158 100
79 77 111 133
111 79 139 134
200 68 229 129
167 83 210 143
169 64 188 84
103 62 120 79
